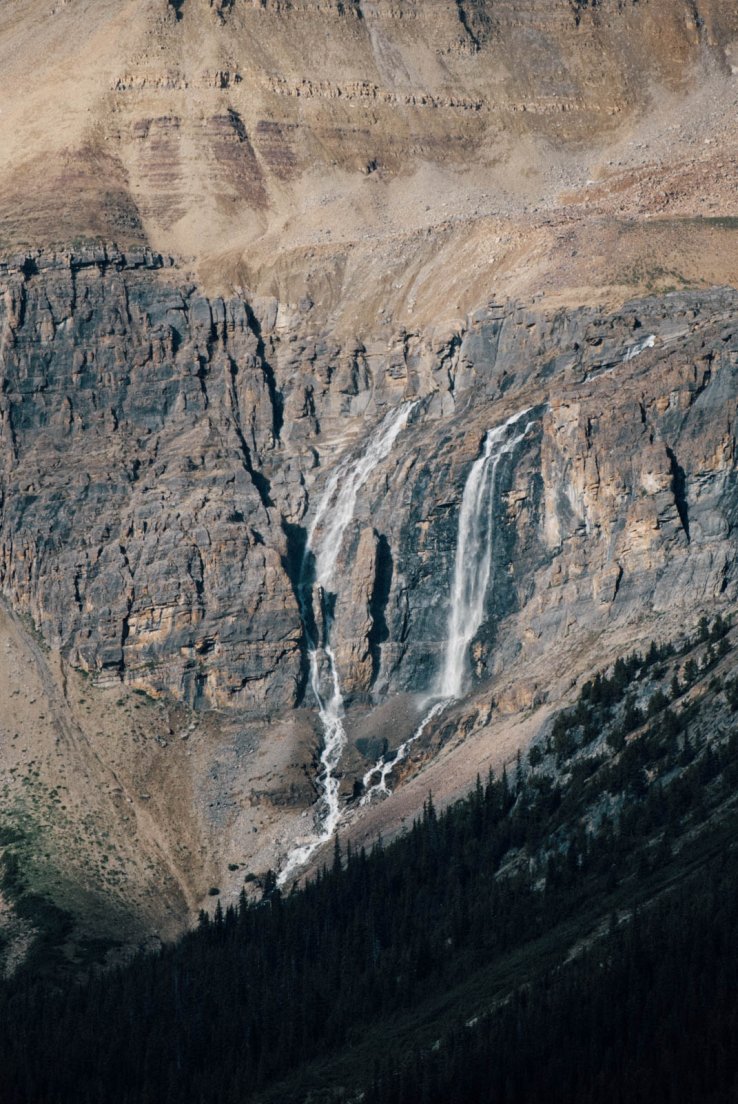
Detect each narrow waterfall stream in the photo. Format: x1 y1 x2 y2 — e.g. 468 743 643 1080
278 401 418 884
363 408 534 803
361 699 448 800
436 408 533 699
623 333 656 362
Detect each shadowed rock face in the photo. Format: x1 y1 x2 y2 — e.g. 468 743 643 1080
2 248 737 730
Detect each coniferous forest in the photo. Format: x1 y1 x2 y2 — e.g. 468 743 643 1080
2 623 738 1103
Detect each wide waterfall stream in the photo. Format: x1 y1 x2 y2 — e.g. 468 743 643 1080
362 408 534 803
278 401 418 884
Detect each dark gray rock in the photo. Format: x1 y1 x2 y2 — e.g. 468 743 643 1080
1 250 737 734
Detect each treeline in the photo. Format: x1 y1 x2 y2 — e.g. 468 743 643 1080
542 614 731 766
0 623 736 1102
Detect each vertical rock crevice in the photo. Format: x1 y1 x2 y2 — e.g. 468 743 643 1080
225 353 273 508
454 0 481 50
280 519 313 705
243 303 284 443
367 533 393 688
666 446 690 542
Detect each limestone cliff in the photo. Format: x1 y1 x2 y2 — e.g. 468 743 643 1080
2 249 736 729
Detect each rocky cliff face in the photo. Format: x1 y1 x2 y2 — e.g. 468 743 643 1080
1 0 737 948
0 249 302 713
2 250 736 737
0 247 737 954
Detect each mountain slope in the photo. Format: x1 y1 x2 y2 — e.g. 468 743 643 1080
0 0 736 320
2 618 738 1100
0 0 738 952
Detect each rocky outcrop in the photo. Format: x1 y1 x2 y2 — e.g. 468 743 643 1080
1 248 737 742
1 240 738 952
325 292 737 718
330 525 379 697
1 0 737 956
0 249 301 712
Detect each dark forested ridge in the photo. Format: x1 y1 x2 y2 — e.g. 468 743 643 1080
365 847 738 1104
2 619 738 1103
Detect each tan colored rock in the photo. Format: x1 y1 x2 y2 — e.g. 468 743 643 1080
332 526 379 697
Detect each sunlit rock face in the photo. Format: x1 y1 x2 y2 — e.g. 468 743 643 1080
2 249 736 727
0 0 736 316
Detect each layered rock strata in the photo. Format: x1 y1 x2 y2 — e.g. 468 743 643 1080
2 249 736 735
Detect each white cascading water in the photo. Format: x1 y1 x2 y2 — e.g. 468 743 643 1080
361 699 448 800
589 334 656 382
362 408 533 804
436 408 533 699
278 401 418 884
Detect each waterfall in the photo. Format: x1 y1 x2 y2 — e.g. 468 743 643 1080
437 409 533 699
278 401 418 884
362 699 448 801
362 407 533 804
587 334 657 382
